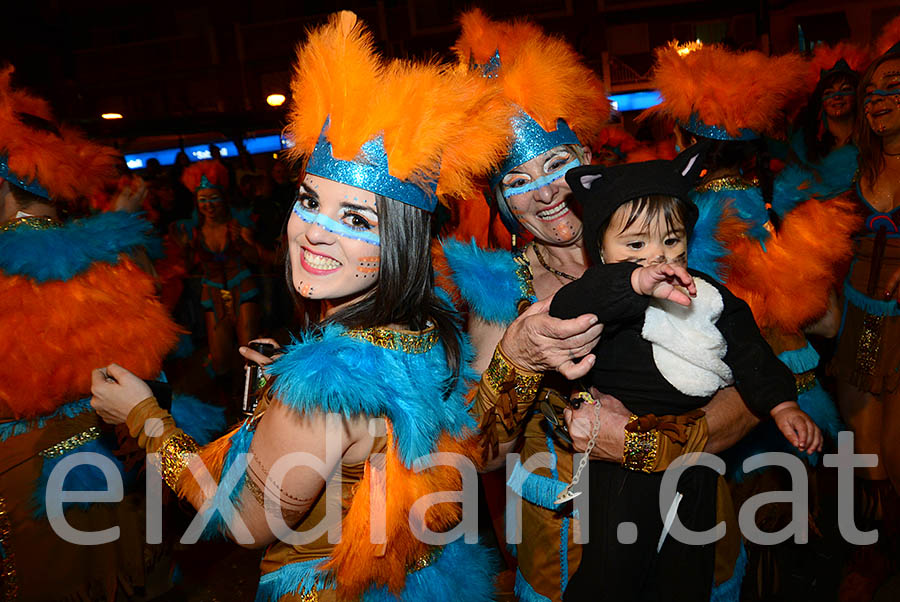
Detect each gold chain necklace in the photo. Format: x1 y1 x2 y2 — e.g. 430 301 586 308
533 243 577 281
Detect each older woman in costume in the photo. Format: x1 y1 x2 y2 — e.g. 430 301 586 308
90 12 511 601
441 12 762 602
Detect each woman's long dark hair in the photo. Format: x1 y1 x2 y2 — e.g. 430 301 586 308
855 54 899 187
285 193 463 386
798 71 859 164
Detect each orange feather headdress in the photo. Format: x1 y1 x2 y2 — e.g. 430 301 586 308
874 14 900 59
181 159 230 193
286 11 513 210
641 42 807 140
806 42 870 92
452 8 610 185
0 66 119 205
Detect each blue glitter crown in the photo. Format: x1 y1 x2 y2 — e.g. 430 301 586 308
490 112 581 187
305 120 438 213
0 154 51 199
678 112 759 142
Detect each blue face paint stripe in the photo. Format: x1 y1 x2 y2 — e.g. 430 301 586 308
502 159 581 199
292 202 381 247
864 88 900 105
821 90 855 102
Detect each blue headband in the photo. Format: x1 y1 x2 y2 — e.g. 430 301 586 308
306 119 438 213
0 154 50 199
678 112 759 141
490 112 581 188
195 174 222 192
822 90 855 102
292 201 381 246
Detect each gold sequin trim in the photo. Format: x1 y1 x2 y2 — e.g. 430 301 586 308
623 415 660 473
0 215 59 233
795 370 817 395
854 313 883 377
694 176 759 194
158 432 200 491
0 497 17 600
39 426 102 459
513 245 537 305
408 546 442 573
484 345 543 403
343 326 439 354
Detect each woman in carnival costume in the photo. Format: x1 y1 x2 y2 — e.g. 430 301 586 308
173 159 261 380
641 40 862 598
792 42 870 174
0 66 224 600
90 12 511 601
440 11 762 602
830 21 900 601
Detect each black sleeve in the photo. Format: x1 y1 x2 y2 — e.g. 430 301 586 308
714 281 797 417
549 262 650 322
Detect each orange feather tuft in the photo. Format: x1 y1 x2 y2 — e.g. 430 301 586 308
0 259 181 418
805 42 871 92
174 425 243 504
0 66 119 205
287 12 511 204
642 43 807 138
325 426 481 598
453 10 610 149
874 15 900 58
180 159 230 192
722 195 862 334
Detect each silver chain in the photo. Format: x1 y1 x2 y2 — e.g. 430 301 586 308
555 404 601 504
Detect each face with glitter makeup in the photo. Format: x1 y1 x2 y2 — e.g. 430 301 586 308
500 145 589 246
287 174 381 309
600 202 688 267
821 78 855 119
864 58 900 137
196 187 228 220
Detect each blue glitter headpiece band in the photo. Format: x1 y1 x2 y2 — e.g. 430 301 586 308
820 58 856 80
490 112 581 188
0 154 50 199
678 112 759 142
196 175 220 192
305 119 438 213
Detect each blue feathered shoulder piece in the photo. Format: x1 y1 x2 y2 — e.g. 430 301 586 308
0 211 157 282
441 238 532 326
687 198 732 283
231 206 255 229
267 324 477 468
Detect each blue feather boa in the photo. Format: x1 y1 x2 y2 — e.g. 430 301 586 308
267 324 477 468
688 197 731 282
442 238 530 326
171 394 227 446
0 211 158 282
254 539 497 602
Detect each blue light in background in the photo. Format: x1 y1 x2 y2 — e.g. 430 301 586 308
125 135 291 169
608 90 663 113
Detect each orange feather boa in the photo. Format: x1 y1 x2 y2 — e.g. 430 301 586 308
0 259 181 418
722 195 862 334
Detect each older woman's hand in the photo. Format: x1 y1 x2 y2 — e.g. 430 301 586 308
90 363 154 425
499 297 603 379
563 391 631 461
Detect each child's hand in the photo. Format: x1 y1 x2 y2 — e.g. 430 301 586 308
630 264 697 306
770 401 823 454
